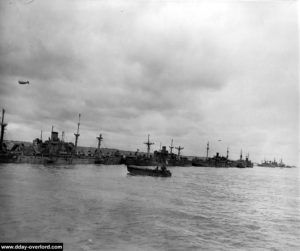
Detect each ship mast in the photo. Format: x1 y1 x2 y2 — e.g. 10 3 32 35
226 147 229 159
51 126 54 140
74 113 81 154
175 146 184 157
169 139 174 154
0 109 7 152
144 134 154 158
240 149 243 160
206 142 210 160
96 133 103 156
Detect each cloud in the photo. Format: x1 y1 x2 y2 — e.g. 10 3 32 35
0 0 298 165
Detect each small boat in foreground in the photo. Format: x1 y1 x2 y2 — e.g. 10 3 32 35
127 165 172 177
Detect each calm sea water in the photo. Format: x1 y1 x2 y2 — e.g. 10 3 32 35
0 164 299 251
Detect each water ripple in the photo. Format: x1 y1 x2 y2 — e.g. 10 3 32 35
0 165 299 250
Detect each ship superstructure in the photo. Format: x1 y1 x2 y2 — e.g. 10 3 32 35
257 158 292 168
124 136 192 167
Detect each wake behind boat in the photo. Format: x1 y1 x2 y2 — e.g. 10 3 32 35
127 165 172 177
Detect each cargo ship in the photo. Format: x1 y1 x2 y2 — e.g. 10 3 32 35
164 139 192 166
257 159 295 168
16 115 124 165
1 110 123 165
16 116 95 165
123 136 192 167
0 112 94 165
192 143 253 168
94 133 123 165
123 135 159 166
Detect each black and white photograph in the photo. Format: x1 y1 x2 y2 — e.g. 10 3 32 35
0 0 299 250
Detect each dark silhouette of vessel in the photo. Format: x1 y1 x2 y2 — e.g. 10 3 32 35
15 114 96 164
0 110 123 165
257 158 294 168
192 142 253 168
17 129 95 165
94 133 122 165
127 165 171 177
126 141 172 177
123 136 191 167
0 109 18 163
164 139 192 166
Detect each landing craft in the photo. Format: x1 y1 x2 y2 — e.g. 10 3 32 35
18 80 30 85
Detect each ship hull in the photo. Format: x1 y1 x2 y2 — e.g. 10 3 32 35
95 156 123 165
167 159 192 167
0 152 18 163
192 158 253 168
15 155 95 165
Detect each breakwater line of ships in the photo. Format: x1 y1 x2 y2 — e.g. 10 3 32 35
0 108 295 168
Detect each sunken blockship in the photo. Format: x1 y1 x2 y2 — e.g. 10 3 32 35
0 110 122 165
257 159 295 168
17 130 94 165
123 136 192 167
13 130 122 165
0 109 254 167
192 142 253 168
1 108 294 168
123 137 253 168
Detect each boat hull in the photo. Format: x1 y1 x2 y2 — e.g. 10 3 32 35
124 156 192 167
127 165 172 177
124 157 159 166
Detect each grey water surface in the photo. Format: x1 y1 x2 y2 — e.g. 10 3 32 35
0 164 299 250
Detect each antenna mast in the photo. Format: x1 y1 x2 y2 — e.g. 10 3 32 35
96 133 103 155
0 109 7 152
206 142 210 159
169 139 174 154
175 146 184 157
51 126 54 140
144 134 154 158
74 113 81 154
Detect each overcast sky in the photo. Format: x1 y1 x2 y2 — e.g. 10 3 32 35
0 0 298 165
